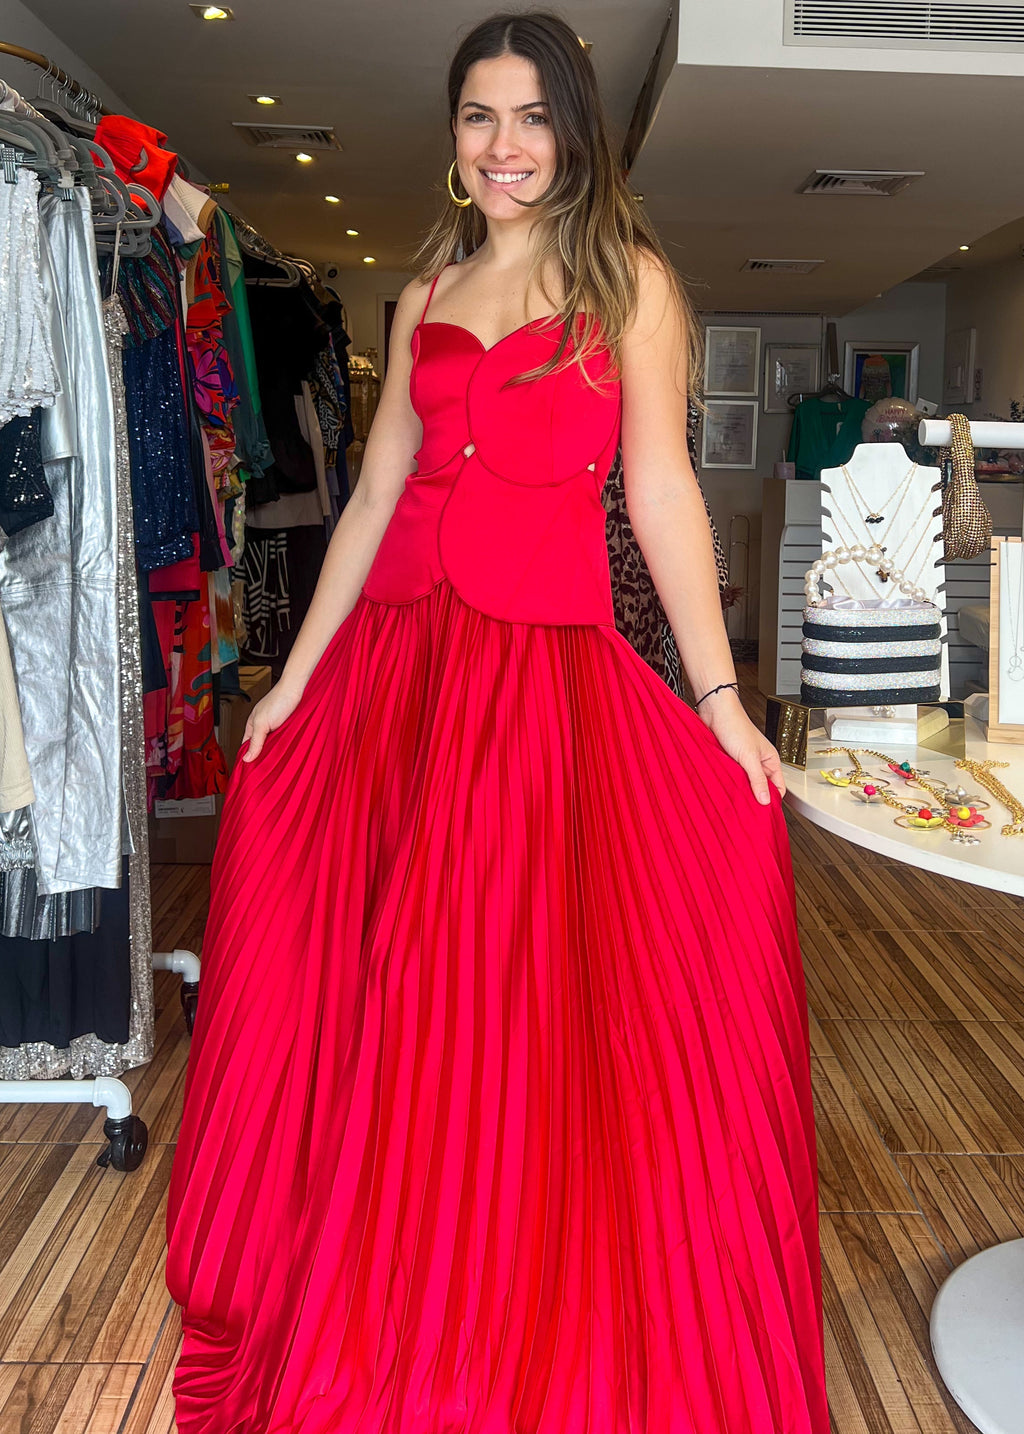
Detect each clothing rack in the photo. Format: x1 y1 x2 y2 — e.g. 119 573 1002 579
0 39 109 117
0 61 200 1172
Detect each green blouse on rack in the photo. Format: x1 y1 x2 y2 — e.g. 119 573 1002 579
787 396 871 481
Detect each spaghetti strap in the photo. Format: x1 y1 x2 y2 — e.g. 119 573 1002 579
420 264 450 324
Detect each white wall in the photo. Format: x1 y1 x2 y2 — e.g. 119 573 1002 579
832 281 947 407
0 0 134 112
676 0 1024 76
699 281 947 640
695 311 821 639
328 267 414 362
945 257 1024 422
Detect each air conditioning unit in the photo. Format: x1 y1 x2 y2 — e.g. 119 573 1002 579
232 123 343 151
786 0 1024 51
740 258 825 273
798 169 925 196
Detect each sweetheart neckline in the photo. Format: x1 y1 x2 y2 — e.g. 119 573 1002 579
416 314 562 356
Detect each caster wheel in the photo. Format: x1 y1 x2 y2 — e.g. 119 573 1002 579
96 1113 149 1171
181 980 199 1035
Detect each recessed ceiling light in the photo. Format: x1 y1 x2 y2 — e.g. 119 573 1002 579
324 194 341 204
959 244 971 251
363 256 376 264
190 4 233 18
251 94 280 106
295 152 314 164
346 228 359 236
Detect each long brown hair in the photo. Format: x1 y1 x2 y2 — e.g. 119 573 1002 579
410 9 704 403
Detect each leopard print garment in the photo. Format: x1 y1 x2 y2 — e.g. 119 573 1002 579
602 406 728 697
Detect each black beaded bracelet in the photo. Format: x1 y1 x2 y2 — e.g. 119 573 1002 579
694 681 739 709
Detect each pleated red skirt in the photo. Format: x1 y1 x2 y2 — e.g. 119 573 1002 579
166 577 827 1434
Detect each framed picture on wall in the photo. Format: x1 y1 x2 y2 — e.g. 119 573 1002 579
764 343 821 412
943 326 977 406
701 399 758 469
705 326 761 396
843 341 920 404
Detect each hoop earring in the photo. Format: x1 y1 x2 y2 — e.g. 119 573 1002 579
447 160 472 208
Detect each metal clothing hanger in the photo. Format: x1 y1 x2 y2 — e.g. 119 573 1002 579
229 211 304 288
0 112 76 193
788 375 853 410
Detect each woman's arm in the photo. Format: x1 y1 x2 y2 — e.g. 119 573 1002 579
619 253 785 802
242 276 429 760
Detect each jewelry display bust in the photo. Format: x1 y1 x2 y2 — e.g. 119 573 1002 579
818 442 948 702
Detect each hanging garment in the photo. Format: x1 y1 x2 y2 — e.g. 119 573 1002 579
602 448 671 683
0 169 61 426
0 411 54 536
0 868 95 939
122 326 199 569
239 527 290 660
167 274 828 1434
215 210 273 480
146 540 228 803
163 176 207 248
0 293 156 1080
244 276 329 503
93 114 178 201
601 400 728 694
787 394 872 481
0 602 34 814
0 189 122 897
104 294 155 1068
0 859 131 1052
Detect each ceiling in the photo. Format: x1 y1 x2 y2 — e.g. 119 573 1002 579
13 0 1024 313
16 0 668 272
628 60 1024 314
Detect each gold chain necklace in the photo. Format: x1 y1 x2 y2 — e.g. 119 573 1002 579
826 474 930 586
841 461 918 526
880 516 941 598
815 747 991 843
954 758 1024 836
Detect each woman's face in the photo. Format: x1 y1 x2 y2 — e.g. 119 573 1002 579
452 55 556 221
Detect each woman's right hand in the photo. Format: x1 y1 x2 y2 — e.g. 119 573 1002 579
241 681 304 762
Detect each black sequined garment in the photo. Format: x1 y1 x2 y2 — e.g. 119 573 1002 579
0 411 54 536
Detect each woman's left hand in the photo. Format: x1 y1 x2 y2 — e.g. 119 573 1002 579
698 692 786 805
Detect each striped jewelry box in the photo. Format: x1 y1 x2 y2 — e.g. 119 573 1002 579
800 601 942 707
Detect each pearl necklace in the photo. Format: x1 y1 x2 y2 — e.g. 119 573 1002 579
804 543 930 606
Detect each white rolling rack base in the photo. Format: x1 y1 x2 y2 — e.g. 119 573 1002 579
0 947 200 1172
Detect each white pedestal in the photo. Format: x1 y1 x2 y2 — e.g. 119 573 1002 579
930 1239 1024 1434
827 707 919 745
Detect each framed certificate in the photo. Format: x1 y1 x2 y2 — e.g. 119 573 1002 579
705 325 760 397
764 343 821 412
701 400 758 469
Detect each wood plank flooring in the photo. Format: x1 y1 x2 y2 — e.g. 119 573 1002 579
2 665 1017 1432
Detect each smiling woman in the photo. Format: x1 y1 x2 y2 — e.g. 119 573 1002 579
166 11 828 1434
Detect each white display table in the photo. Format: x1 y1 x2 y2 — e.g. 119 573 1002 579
784 716 1024 1432
784 717 1024 898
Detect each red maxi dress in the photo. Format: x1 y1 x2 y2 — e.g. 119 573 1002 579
166 270 829 1434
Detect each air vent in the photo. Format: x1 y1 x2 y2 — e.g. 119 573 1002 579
232 123 343 151
786 0 1024 51
741 258 824 273
799 169 924 196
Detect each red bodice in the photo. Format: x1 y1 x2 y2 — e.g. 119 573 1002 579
361 311 622 625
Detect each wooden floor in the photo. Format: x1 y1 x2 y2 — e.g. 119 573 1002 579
2 665 1018 1432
